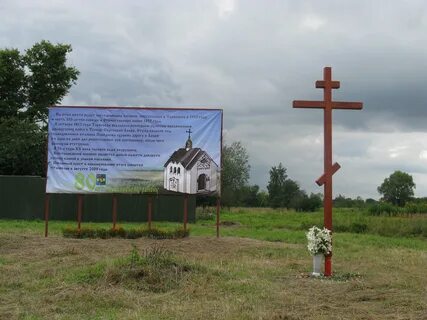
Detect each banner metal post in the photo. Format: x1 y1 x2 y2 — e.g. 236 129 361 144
216 197 220 238
148 196 152 230
77 194 83 231
183 194 188 232
44 194 50 237
112 194 118 230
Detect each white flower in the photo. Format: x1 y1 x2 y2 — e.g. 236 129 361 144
306 226 332 256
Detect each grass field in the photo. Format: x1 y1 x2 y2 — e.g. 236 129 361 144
0 208 426 319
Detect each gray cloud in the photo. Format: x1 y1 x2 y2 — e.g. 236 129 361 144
2 0 427 198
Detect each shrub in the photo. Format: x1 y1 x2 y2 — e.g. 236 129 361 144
63 227 98 238
368 202 400 216
140 227 190 239
80 228 97 238
173 227 190 238
109 226 126 238
368 201 427 216
404 202 427 214
62 226 190 239
96 228 109 239
125 229 144 239
63 226 77 238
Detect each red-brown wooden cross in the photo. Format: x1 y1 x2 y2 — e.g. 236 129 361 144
293 67 363 277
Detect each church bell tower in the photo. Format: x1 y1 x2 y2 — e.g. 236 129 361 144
185 128 192 151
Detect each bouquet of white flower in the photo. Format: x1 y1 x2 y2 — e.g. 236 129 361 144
306 226 332 256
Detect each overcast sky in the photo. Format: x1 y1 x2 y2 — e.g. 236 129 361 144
2 0 427 199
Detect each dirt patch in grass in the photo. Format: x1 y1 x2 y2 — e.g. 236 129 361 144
220 220 241 226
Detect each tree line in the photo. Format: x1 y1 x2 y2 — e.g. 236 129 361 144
198 141 323 211
200 141 420 211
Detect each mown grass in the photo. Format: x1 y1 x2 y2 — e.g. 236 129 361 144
0 207 426 319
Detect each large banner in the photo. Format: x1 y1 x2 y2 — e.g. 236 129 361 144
46 107 222 195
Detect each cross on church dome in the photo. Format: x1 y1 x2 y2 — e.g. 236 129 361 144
185 128 192 150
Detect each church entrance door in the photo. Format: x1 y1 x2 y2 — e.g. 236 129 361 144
197 174 206 190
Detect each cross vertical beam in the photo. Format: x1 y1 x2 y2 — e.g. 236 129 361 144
293 67 363 277
323 67 333 240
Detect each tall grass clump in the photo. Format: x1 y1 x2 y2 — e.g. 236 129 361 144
105 245 203 292
368 201 427 216
367 217 427 237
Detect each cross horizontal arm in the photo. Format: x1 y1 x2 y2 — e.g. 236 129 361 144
332 101 363 110
293 100 324 109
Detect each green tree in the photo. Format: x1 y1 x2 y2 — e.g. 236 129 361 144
377 171 415 206
0 40 79 176
0 118 45 175
256 190 269 207
221 141 250 206
1 41 79 126
0 49 26 118
267 163 286 208
267 163 300 208
222 141 250 190
333 194 365 208
23 40 79 127
240 185 260 207
365 198 377 205
291 191 322 212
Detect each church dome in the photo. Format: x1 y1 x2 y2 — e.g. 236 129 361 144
185 137 192 150
185 128 193 150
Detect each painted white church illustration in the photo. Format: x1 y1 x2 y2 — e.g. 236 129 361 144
164 129 220 194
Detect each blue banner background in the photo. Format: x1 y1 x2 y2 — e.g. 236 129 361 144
46 107 222 194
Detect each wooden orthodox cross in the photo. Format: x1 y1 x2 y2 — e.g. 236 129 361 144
293 67 363 276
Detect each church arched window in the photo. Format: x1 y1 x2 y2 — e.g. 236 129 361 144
178 168 181 174
174 167 176 174
170 166 172 173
